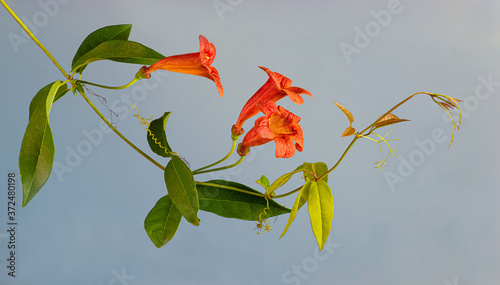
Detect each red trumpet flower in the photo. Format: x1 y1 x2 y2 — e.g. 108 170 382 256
138 35 223 97
232 66 312 137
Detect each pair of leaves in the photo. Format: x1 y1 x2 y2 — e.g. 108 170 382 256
278 162 332 250
334 101 355 137
280 180 333 251
144 155 198 249
142 110 196 248
71 24 165 74
20 81 68 207
333 100 409 137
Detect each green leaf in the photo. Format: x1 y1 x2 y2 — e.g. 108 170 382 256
267 164 308 195
71 24 133 74
308 180 334 251
20 81 64 207
29 82 68 119
164 156 199 226
71 40 165 74
147 112 173 157
71 81 85 96
280 182 311 239
144 195 182 248
256 175 270 190
302 162 329 183
196 180 291 221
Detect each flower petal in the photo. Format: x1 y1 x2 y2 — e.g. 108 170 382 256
274 137 296 158
283 87 313 105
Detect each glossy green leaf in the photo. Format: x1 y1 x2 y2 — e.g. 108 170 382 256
196 180 290 221
71 24 133 74
147 112 173 157
164 156 199 226
71 40 165 74
144 195 182 248
308 180 334 251
279 182 311 239
20 81 64 207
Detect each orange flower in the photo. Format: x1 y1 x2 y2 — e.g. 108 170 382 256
232 66 312 137
237 101 303 158
138 35 223 97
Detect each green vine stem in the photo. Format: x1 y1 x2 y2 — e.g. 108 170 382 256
193 156 245 175
193 139 238 174
78 90 166 171
318 92 422 180
1 1 166 173
273 185 302 199
1 0 69 79
77 77 140 90
319 136 360 181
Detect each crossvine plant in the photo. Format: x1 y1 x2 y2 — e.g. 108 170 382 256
4 2 462 250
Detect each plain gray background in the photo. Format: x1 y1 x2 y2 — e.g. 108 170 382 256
1 0 499 284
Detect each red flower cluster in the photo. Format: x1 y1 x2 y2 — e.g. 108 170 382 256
232 66 312 136
139 36 312 159
237 101 304 158
233 67 312 158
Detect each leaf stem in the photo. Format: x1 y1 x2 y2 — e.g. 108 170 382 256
78 90 166 171
1 0 68 79
360 92 425 135
273 186 302 199
319 136 360 181
78 77 139 90
192 138 237 174
193 156 245 175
